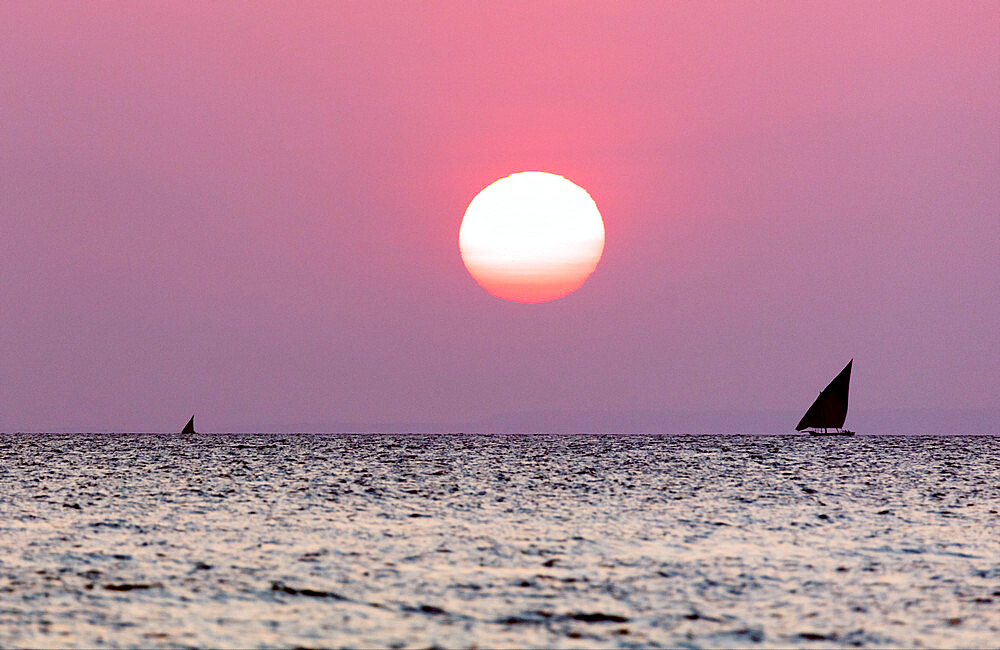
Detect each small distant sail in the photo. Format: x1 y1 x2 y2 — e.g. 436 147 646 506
796 360 852 431
181 415 196 434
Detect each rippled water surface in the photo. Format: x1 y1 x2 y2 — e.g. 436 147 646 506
0 434 997 648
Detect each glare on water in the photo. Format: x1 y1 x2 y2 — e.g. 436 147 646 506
0 434 997 648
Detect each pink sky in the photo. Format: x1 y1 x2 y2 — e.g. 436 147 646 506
2 2 997 432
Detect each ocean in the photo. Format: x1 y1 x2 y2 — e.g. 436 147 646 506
1 433 997 648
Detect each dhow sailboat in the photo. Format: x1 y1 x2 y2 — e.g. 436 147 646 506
796 360 856 436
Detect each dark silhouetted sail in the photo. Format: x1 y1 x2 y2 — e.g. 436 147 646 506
796 360 852 431
181 416 196 434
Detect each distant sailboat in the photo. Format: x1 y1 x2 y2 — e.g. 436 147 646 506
181 416 196 434
796 360 856 436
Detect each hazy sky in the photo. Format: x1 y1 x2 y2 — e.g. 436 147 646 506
2 2 997 432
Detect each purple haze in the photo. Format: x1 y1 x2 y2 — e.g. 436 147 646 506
1 2 997 433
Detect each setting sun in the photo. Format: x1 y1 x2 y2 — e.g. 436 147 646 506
459 172 605 303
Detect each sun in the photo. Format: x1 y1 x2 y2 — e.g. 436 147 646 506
459 172 605 304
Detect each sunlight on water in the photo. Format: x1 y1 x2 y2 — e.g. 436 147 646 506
0 434 997 647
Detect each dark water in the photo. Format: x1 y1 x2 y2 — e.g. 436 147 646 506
0 434 997 648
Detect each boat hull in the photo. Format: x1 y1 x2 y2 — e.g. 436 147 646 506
808 430 856 436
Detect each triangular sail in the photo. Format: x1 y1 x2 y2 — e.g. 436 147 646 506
795 360 852 431
181 415 196 434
